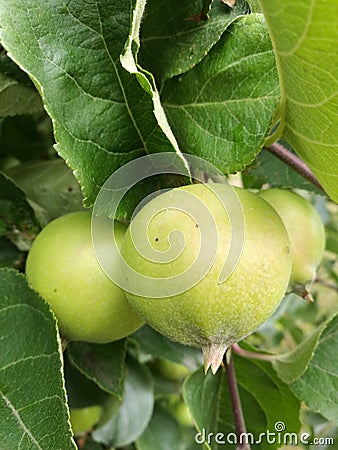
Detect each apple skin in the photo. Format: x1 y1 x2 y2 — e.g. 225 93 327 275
167 394 193 427
26 212 144 343
70 405 102 436
155 359 191 381
259 189 325 286
121 184 292 373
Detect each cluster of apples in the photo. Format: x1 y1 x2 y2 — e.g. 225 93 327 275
26 184 325 375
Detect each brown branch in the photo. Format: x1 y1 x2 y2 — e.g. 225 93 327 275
226 350 251 450
264 142 324 193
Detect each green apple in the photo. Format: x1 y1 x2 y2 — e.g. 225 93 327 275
155 359 191 381
167 394 193 427
259 189 325 287
70 405 102 436
121 184 291 373
26 211 144 342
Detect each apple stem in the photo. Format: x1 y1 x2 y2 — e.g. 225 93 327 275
315 277 338 293
232 343 276 361
264 142 324 192
226 349 251 450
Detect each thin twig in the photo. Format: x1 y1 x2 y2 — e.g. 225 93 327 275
314 277 338 292
232 343 276 361
264 142 324 192
226 350 251 450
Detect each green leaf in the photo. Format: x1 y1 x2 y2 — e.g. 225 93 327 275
120 0 185 159
290 313 338 423
272 318 330 384
64 356 110 409
259 0 338 202
0 114 54 161
136 403 185 450
0 47 34 87
6 159 86 220
0 171 40 250
184 356 300 450
162 14 280 174
0 0 171 207
326 229 338 255
0 71 43 117
131 325 203 371
139 0 250 83
246 144 323 194
67 340 126 399
183 368 222 445
92 357 154 447
0 268 76 449
82 439 104 450
246 0 262 12
0 236 25 270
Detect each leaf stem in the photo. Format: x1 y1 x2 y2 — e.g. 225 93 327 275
264 142 324 192
232 343 276 361
226 350 251 450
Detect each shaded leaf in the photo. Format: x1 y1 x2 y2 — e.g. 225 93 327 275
162 14 280 174
132 325 203 371
67 340 126 398
136 403 185 450
0 171 40 250
259 0 338 202
0 236 25 269
0 268 76 449
0 114 54 161
0 72 42 117
6 159 85 220
0 47 34 87
82 439 105 450
139 0 250 83
64 356 110 410
92 357 154 447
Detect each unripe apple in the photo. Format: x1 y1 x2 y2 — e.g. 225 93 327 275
26 212 144 343
121 184 291 373
155 359 191 381
167 394 193 427
70 405 102 436
258 189 325 287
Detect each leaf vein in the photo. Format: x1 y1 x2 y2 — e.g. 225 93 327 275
0 391 43 450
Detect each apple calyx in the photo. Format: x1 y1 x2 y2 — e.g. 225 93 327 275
202 342 228 374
